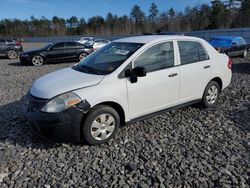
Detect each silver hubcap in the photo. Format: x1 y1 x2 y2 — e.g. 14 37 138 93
90 113 115 141
79 53 87 61
32 56 43 66
206 85 218 105
8 50 17 59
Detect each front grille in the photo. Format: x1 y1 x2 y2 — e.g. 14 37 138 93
29 95 48 112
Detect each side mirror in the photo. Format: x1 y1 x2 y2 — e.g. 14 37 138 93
132 66 147 77
232 42 238 46
124 66 147 84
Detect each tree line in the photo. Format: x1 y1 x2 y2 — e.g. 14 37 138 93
0 0 249 38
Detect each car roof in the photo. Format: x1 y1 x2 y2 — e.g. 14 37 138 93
114 35 201 44
211 36 242 40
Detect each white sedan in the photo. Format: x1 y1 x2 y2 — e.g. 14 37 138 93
27 35 232 145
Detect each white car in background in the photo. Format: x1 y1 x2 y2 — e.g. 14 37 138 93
84 39 111 51
27 35 232 145
77 37 94 44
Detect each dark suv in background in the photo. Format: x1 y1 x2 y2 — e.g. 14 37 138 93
0 38 23 59
209 36 248 58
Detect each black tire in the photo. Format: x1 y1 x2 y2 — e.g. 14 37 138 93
202 81 220 108
7 50 18 59
82 105 120 145
78 52 88 61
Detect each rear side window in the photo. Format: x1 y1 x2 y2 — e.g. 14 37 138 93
65 42 77 48
239 38 246 45
134 42 175 72
178 41 209 65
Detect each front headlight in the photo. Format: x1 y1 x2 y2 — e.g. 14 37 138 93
41 92 81 113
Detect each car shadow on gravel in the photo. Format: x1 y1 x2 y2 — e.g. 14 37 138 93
8 62 24 66
0 96 61 149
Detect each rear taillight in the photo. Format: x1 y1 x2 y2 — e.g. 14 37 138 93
228 58 233 69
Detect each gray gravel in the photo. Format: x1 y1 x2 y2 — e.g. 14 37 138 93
0 46 249 187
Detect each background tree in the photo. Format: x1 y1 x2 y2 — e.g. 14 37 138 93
148 2 159 32
130 5 146 33
0 1 249 38
240 0 250 26
209 0 227 29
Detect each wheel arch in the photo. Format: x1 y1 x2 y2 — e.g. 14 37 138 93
210 77 223 91
93 101 126 125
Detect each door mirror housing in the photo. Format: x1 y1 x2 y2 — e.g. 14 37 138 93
132 66 147 77
124 66 147 83
232 42 238 46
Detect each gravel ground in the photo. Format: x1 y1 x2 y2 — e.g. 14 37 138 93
0 44 249 187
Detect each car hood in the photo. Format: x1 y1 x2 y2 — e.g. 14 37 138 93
30 67 104 99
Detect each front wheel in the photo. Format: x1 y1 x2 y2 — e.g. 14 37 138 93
32 55 44 66
82 105 120 145
202 81 220 108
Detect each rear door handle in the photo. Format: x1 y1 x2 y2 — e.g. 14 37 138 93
169 73 178 77
203 65 210 69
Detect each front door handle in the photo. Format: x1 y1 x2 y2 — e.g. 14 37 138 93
169 73 178 77
203 65 210 69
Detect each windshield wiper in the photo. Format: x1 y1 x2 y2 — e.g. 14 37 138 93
77 65 103 75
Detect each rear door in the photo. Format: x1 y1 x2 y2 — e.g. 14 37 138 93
64 42 79 61
177 40 212 103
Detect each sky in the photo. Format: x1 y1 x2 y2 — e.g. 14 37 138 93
0 0 211 20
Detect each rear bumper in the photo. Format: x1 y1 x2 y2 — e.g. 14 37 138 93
26 107 85 143
222 72 232 91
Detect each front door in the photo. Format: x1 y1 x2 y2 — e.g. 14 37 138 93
46 42 66 62
126 41 180 119
0 39 6 53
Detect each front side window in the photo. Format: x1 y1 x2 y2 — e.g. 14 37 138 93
178 41 209 65
52 43 64 50
134 42 175 72
73 42 143 75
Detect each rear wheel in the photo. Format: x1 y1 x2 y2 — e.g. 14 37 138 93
7 50 18 59
202 81 220 108
79 53 88 61
242 50 247 58
82 105 120 145
32 55 44 66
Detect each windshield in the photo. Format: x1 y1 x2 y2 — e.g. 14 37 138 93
42 43 53 50
73 42 143 75
209 38 232 47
